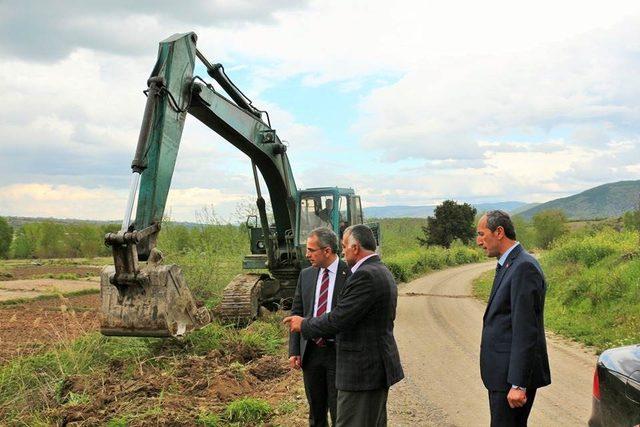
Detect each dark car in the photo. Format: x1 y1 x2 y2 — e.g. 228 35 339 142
589 344 640 426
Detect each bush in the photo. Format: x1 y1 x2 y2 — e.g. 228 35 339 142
158 223 250 306
532 210 569 249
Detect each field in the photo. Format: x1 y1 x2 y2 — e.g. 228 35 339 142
0 218 489 425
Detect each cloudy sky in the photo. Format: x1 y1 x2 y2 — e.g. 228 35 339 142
1 0 639 222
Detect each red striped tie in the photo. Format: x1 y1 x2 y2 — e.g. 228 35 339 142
314 269 330 346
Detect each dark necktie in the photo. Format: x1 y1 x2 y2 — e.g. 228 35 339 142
314 269 330 346
488 262 503 302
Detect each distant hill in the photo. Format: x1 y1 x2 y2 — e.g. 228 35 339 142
4 216 119 229
517 180 640 220
511 202 541 215
364 201 526 219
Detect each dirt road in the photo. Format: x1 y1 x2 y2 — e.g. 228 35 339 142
388 262 596 426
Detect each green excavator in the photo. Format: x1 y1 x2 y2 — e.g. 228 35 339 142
100 32 377 338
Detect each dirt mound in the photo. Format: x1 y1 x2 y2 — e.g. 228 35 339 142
248 355 289 381
50 350 301 426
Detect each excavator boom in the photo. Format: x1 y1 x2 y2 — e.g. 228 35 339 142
102 32 298 337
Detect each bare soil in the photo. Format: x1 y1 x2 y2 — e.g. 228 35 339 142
0 264 101 281
0 278 99 301
0 293 100 363
50 352 307 426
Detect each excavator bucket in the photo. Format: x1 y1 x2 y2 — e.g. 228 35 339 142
100 263 211 337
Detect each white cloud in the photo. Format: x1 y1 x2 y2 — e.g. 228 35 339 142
0 183 247 221
2 0 640 220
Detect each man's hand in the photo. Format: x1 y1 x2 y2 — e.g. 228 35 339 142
288 355 301 370
283 315 303 332
507 387 527 408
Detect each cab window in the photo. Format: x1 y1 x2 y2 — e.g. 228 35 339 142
300 196 333 239
349 196 363 225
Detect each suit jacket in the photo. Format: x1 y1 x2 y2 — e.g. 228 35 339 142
301 255 404 391
288 259 350 365
480 244 552 391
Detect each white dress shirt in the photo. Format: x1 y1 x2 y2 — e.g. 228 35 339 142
350 253 377 273
498 241 520 267
313 256 340 316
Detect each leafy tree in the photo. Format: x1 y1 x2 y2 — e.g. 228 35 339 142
419 200 477 248
0 217 13 259
532 209 568 249
11 225 33 258
34 221 66 258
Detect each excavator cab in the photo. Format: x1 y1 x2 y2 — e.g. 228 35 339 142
245 187 376 265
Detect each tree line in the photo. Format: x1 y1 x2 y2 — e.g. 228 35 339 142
417 200 640 250
0 203 638 259
0 218 118 259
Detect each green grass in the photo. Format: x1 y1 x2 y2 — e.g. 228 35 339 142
0 288 99 307
158 223 252 307
374 218 483 282
186 318 285 358
473 228 640 352
0 333 156 421
197 411 221 426
377 218 425 257
386 242 483 282
224 397 272 425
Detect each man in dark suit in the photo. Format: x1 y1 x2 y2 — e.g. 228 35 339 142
285 224 404 427
289 227 350 427
477 210 551 427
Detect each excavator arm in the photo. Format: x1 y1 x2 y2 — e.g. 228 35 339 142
101 32 298 337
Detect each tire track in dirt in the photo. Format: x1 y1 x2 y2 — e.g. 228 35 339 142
388 262 596 426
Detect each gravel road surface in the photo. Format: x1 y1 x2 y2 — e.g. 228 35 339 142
388 262 596 426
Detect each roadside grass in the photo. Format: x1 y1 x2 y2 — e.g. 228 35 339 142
386 242 484 283
376 218 483 282
473 228 640 352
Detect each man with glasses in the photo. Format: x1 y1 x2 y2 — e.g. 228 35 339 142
289 227 350 426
